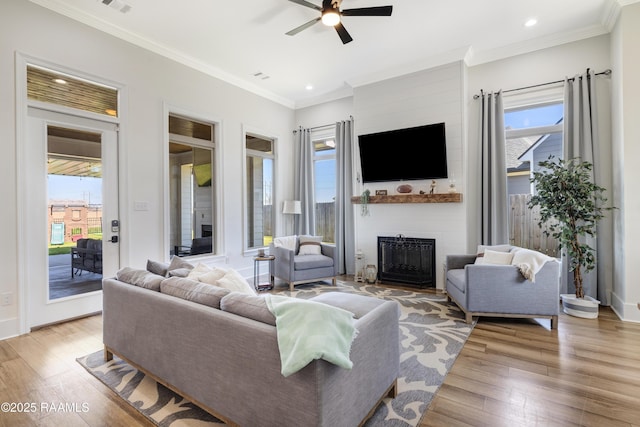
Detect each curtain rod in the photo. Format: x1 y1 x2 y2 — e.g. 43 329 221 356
293 116 354 133
473 68 611 100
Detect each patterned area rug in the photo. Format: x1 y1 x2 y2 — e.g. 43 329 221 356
77 281 474 427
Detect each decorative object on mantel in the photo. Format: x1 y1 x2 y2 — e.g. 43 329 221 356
360 189 370 216
351 193 462 204
448 178 457 193
365 264 378 284
354 250 366 283
396 184 413 194
429 180 437 194
375 189 388 196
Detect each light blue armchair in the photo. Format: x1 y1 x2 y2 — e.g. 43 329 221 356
270 237 337 291
445 247 560 329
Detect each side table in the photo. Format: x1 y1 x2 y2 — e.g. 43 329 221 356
253 255 275 291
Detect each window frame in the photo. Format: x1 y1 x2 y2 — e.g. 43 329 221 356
311 127 337 243
164 107 221 260
243 128 277 253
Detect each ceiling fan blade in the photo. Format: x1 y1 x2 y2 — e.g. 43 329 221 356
287 0 322 11
286 17 321 36
334 22 353 44
341 6 393 16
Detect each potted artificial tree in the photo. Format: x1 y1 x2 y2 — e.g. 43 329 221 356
528 156 613 319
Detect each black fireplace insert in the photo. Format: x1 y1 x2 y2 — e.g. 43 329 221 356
377 236 435 288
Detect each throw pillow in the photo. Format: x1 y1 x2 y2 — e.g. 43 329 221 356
482 249 515 265
197 267 229 286
187 263 213 280
146 259 169 276
166 256 194 277
298 235 322 256
215 269 256 295
160 277 230 309
475 244 512 264
220 292 276 326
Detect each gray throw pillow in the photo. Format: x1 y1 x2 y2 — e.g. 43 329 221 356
160 277 230 309
147 259 169 276
116 267 164 292
220 292 276 326
166 256 194 277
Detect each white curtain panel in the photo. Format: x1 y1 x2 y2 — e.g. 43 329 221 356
294 128 316 236
562 69 608 304
335 120 355 275
479 91 508 245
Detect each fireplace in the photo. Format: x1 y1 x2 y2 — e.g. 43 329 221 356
377 236 435 288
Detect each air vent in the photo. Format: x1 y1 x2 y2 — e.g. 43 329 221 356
98 0 132 13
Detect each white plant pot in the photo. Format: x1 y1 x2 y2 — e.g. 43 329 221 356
560 294 600 319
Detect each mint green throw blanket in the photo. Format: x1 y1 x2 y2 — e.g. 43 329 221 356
265 294 358 377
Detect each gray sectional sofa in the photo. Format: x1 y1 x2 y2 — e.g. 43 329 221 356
103 271 400 427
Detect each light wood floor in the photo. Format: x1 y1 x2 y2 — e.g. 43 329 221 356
1 300 639 426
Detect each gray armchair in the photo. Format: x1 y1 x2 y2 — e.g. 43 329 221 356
270 237 337 291
445 248 560 329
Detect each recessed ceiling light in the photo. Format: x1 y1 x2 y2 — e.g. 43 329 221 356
53 78 67 84
525 18 538 27
305 84 314 91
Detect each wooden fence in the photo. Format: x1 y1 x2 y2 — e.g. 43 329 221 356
262 202 335 243
509 194 559 257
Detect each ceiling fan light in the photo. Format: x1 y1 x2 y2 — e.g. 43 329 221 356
321 9 340 26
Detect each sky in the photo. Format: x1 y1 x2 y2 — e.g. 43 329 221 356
504 103 563 129
48 175 103 205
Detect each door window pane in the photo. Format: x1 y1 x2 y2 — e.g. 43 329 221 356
314 138 336 243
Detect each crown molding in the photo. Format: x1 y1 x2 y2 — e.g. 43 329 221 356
28 0 295 109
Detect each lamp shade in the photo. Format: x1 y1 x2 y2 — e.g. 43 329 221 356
283 200 301 214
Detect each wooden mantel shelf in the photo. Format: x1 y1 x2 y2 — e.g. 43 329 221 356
351 193 462 204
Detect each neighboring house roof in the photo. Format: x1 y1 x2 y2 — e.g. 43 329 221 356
506 133 539 173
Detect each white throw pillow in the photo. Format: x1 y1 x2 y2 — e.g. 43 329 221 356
187 263 213 280
482 249 514 265
197 267 229 285
298 235 322 256
215 269 256 295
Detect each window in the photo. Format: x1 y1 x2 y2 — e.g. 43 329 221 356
504 101 563 255
169 114 215 257
313 136 336 243
245 134 274 250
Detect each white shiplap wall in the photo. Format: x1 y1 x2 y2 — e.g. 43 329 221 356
352 61 467 289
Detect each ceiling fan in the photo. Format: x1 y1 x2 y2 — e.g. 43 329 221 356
286 0 393 44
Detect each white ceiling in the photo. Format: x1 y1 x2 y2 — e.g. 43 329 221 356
30 0 635 108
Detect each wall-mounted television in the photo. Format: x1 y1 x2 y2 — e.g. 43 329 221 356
358 122 448 183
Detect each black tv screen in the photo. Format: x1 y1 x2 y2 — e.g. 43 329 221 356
358 123 448 183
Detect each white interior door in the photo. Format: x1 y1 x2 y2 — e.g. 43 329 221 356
25 107 120 328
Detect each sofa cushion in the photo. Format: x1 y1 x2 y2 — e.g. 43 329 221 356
294 254 334 270
220 292 276 325
160 277 230 309
146 259 169 276
310 292 382 319
298 235 322 255
447 269 466 294
116 267 164 292
194 266 228 283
